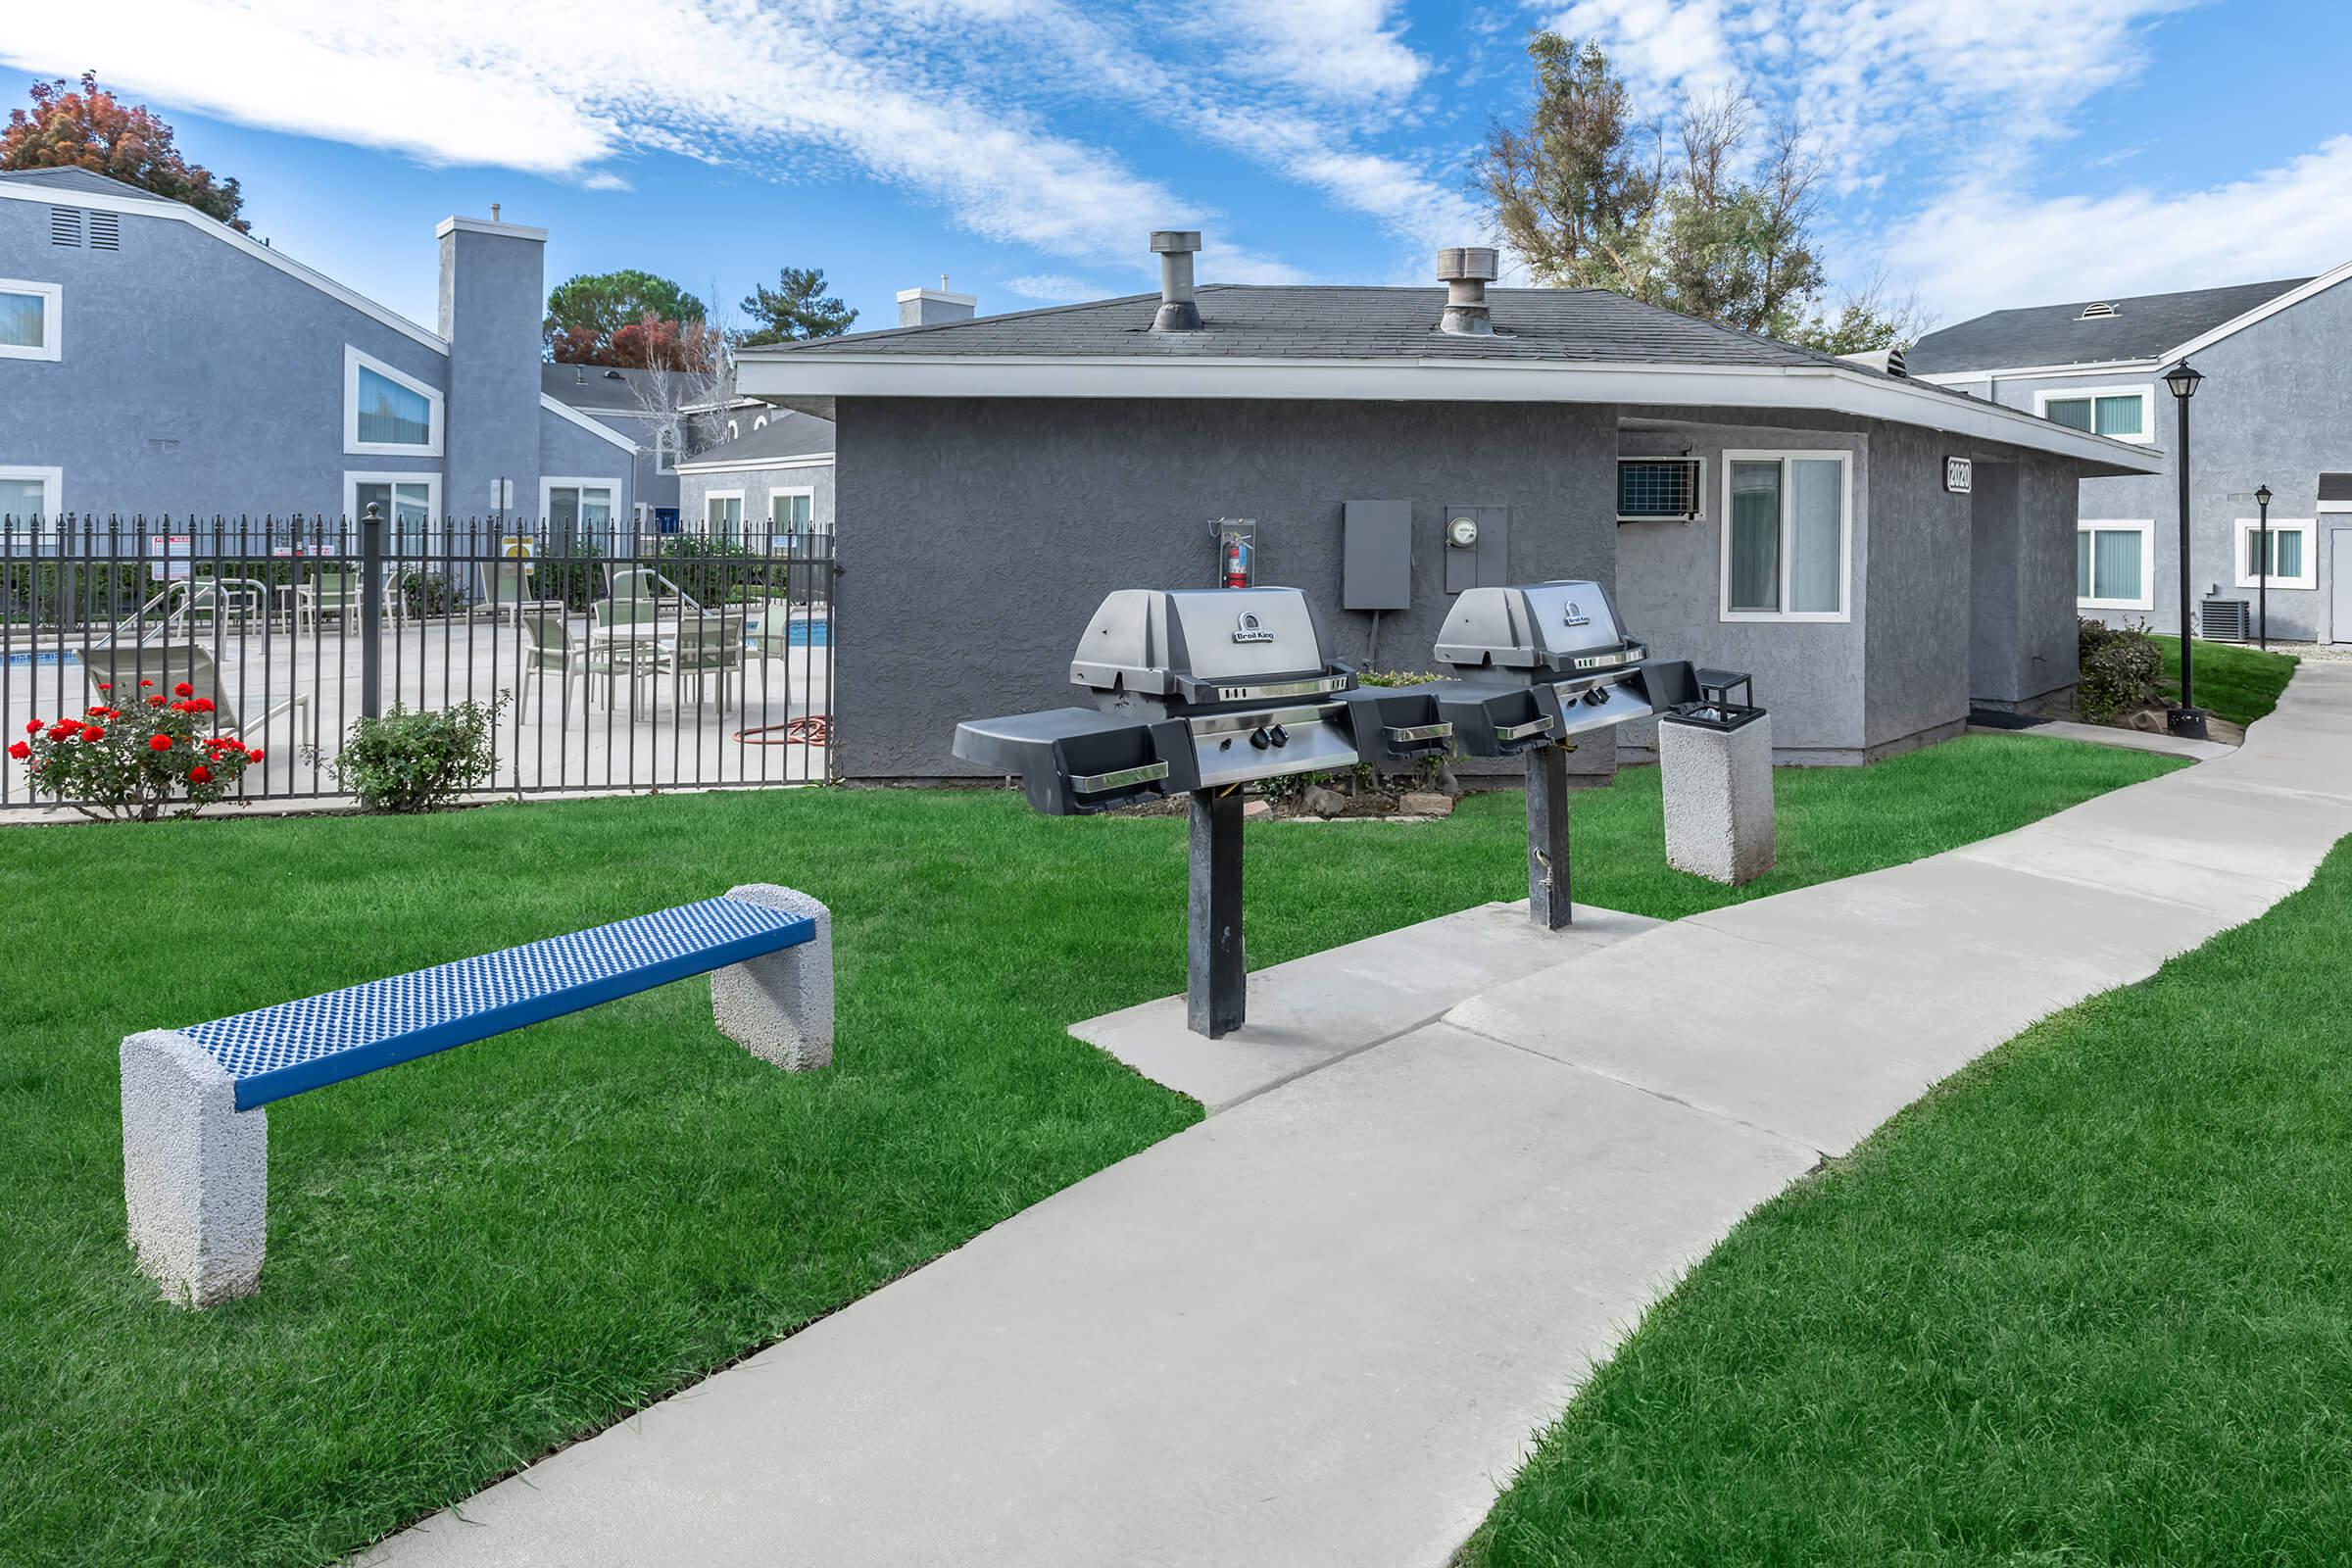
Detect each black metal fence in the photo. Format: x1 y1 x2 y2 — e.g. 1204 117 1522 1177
1 512 836 810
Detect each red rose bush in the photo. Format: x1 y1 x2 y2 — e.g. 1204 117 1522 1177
13 681 262 820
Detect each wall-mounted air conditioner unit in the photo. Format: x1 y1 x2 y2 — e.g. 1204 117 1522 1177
1616 457 1705 523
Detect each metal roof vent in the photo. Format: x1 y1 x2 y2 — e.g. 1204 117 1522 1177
1437 246 1498 335
1150 230 1202 333
2078 302 2119 319
1885 344 1907 377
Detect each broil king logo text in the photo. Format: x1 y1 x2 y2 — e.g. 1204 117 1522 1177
1562 600 1591 628
1232 611 1276 644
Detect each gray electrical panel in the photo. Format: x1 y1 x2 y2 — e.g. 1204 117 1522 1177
1443 504 1509 594
1342 499 1412 610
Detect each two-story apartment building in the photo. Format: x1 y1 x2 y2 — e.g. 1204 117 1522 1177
0 166 640 552
1909 263 2352 645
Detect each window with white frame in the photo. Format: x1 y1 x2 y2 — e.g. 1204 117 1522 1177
2234 515 2317 591
542 478 619 556
2034 385 2152 444
2076 519 2154 610
706 491 745 547
0 278 62 362
768 487 814 539
0 465 63 530
655 426 678 474
344 346 443 457
1720 451 1851 621
343 472 439 557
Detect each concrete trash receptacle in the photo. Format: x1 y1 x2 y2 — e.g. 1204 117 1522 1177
1659 703 1775 885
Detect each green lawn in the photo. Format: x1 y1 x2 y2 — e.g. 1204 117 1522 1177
1463 834 2352 1568
0 735 2181 1568
2150 633 2299 728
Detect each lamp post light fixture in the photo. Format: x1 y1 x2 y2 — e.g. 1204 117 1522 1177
2164 360 2206 738
2255 483 2274 652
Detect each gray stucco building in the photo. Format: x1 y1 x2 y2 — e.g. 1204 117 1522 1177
739 237 2156 781
0 166 639 548
671 410 835 551
1910 263 2352 645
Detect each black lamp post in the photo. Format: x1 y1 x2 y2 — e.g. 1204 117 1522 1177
2165 360 2206 738
2254 483 2273 652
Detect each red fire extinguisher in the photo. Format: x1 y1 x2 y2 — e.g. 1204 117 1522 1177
1223 533 1250 589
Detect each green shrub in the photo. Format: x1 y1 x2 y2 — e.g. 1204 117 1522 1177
395 568 461 618
2078 617 2163 722
313 697 510 812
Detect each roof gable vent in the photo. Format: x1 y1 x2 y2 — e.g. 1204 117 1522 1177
49 207 81 247
2078 302 2119 319
88 211 120 251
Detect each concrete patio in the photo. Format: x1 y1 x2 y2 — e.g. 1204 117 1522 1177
365 663 2352 1568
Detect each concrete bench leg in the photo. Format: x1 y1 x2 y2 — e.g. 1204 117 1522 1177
713 885 835 1070
121 1031 268 1308
1660 710 1778 886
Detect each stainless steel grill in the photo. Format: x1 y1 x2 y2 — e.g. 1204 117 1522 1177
955 586 1455 1036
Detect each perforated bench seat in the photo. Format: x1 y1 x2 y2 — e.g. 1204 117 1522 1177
120 882 834 1307
186 895 819 1110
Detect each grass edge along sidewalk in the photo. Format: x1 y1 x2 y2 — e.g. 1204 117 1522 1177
2150 633 2298 729
1463 831 2352 1568
0 735 2181 1568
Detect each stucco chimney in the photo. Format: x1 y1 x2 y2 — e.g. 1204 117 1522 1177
1436 246 1498 335
436 211 549 516
897 282 978 328
1151 230 1202 332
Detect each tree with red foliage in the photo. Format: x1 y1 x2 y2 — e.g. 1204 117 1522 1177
2 73 247 231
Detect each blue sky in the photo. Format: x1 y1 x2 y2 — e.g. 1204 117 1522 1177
6 1 2349 338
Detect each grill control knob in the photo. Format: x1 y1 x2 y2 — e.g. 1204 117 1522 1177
1268 724 1290 748
1582 688 1610 707
1250 727 1272 750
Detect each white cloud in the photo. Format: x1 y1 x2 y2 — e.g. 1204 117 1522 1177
1209 0 1430 100
0 1 1249 270
1003 272 1106 302
1888 136 2352 320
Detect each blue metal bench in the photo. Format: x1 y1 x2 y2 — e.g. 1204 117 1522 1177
121 883 834 1307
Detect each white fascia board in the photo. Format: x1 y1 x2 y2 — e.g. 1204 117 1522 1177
434 215 550 242
738 353 2165 473
673 453 833 474
0 183 448 355
2161 257 2352 364
541 394 641 453
1915 358 2163 385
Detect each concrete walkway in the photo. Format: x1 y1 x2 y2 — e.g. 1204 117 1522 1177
368 664 2352 1568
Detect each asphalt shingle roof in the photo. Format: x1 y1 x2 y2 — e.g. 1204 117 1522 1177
676 410 834 467
752 284 1844 369
1906 277 2309 374
541 364 704 413
0 166 170 201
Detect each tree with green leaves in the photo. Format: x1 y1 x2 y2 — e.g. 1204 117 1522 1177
3 73 246 230
544 270 707 364
736 268 858 347
1474 33 1922 352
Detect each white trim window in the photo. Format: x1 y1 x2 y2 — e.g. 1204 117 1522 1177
542 477 621 557
344 346 444 457
343 471 441 557
655 426 678 474
705 489 746 548
2234 516 2318 591
0 464 64 531
0 278 62 362
2076 518 2154 611
2033 384 2153 445
767 485 815 547
1719 450 1852 622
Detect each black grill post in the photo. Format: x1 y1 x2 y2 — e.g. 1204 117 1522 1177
1188 786 1247 1037
360 502 384 719
1525 745 1572 929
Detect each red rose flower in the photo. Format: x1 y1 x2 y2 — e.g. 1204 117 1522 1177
148 733 172 752
82 726 104 742
6 742 27 760
188 764 212 784
248 749 265 763
146 694 167 707
139 679 153 687
23 719 38 735
86 705 107 717
173 682 193 697
95 682 112 692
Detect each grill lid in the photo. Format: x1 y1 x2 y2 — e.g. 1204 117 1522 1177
1070 587 1347 706
1434 581 1638 676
